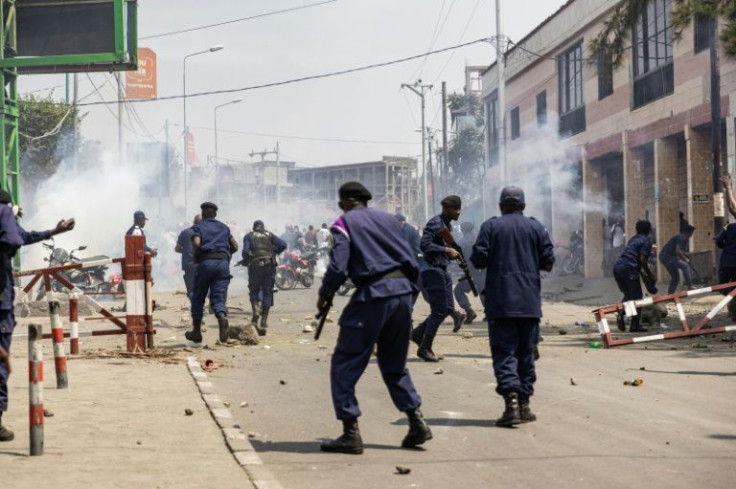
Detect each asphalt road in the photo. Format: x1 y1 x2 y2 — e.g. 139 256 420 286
178 286 736 489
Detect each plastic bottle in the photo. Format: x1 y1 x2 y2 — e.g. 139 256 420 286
588 341 603 349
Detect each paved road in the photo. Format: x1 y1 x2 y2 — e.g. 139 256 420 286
190 287 736 489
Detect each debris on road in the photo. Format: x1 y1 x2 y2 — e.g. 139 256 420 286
43 408 54 417
303 324 314 333
558 329 567 335
223 401 230 407
434 368 444 375
202 359 217 371
279 379 287 385
570 377 577 386
240 401 249 408
185 408 193 416
463 331 474 339
395 466 411 475
639 366 646 371
623 378 644 386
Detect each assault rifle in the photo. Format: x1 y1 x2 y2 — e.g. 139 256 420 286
314 296 333 340
437 227 478 297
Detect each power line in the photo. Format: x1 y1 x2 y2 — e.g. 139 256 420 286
140 0 339 40
77 38 491 107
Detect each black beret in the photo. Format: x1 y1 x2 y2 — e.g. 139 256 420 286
200 202 218 211
253 220 264 229
394 213 406 222
440 195 462 207
0 189 11 205
338 181 372 202
499 186 525 205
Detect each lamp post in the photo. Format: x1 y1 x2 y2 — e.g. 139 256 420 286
183 44 224 218
214 97 243 202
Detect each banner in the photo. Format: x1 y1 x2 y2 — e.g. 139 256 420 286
126 47 157 99
186 132 196 165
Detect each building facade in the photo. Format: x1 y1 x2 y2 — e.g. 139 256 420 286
481 0 736 281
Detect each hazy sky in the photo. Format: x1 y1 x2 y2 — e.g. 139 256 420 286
20 0 569 167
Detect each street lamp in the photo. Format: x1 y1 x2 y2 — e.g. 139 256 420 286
214 97 243 202
183 44 224 219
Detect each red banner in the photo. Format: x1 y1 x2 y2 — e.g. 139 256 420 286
126 48 157 99
186 132 196 165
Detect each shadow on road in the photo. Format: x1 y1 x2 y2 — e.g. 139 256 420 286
709 434 736 441
389 417 496 428
250 439 407 453
628 368 736 377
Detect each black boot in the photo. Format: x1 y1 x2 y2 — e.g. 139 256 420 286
450 310 466 333
417 336 439 362
216 313 229 343
519 395 537 423
401 408 433 448
258 308 269 336
616 313 626 332
496 392 521 427
410 321 426 347
464 308 477 325
250 301 261 327
320 418 363 454
185 319 203 344
0 412 15 442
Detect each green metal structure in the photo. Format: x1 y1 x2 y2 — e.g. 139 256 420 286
0 0 20 203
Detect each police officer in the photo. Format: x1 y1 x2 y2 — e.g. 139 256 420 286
175 214 202 300
317 181 431 454
126 210 158 257
185 202 238 344
411 196 465 362
659 225 696 294
613 220 657 332
242 220 287 336
716 222 736 320
0 189 75 442
470 186 555 427
453 221 482 324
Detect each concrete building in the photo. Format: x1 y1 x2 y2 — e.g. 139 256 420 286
287 156 420 217
481 0 736 281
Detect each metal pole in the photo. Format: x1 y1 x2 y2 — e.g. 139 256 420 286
28 323 44 456
442 81 448 198
421 92 428 220
276 141 281 207
117 72 124 168
711 20 726 238
183 57 189 220
73 73 78 173
214 104 218 203
496 0 507 186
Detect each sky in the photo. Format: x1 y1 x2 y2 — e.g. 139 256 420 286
19 0 570 167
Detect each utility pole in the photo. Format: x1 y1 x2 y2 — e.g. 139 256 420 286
72 73 78 173
249 146 279 203
427 129 435 215
495 0 507 186
117 72 125 167
442 81 449 198
710 19 726 240
401 80 433 222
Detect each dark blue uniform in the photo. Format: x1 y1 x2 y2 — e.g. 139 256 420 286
716 224 736 319
191 218 233 326
659 232 692 294
242 231 287 309
417 214 455 339
470 212 554 398
319 207 421 420
613 233 652 330
0 206 25 415
177 227 197 299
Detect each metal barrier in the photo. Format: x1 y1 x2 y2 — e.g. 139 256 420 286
28 324 44 456
593 282 736 348
14 235 154 353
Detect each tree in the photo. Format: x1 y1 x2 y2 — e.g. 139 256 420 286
443 91 485 201
590 0 736 66
18 94 81 187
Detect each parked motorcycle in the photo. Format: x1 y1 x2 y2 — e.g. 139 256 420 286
560 230 584 276
35 238 121 300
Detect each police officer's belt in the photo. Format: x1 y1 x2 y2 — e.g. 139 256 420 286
200 252 229 261
250 258 274 267
353 268 406 287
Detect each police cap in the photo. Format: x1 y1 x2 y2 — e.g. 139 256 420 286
395 213 406 222
499 186 525 205
253 220 264 229
440 195 462 208
133 210 148 221
200 202 218 212
0 189 11 205
338 181 372 202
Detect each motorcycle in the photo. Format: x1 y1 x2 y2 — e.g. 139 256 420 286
275 249 318 290
35 238 121 300
560 230 584 276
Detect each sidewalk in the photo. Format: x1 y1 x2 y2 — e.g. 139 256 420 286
0 347 254 489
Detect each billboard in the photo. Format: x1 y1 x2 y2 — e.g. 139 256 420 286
126 48 157 99
0 0 138 74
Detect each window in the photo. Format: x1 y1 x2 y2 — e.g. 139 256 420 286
558 41 586 136
510 107 520 140
536 91 547 126
632 0 674 108
485 97 498 166
694 14 714 53
597 51 614 100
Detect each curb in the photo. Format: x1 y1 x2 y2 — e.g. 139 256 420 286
187 356 283 489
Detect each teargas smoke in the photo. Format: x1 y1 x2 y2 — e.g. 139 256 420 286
19 144 341 294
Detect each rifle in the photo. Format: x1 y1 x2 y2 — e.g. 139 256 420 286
314 296 333 340
437 227 478 297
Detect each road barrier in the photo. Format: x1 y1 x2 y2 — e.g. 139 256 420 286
48 301 68 389
28 324 44 456
15 235 154 353
593 282 736 348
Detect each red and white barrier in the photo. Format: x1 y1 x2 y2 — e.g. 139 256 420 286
123 235 147 352
69 294 79 355
48 301 68 389
28 324 44 456
593 282 736 348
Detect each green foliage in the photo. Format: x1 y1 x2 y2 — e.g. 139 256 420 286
18 94 81 185
590 0 736 66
